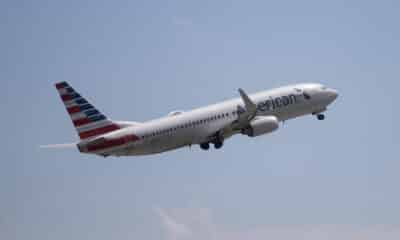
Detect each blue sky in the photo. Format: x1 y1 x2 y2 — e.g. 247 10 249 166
2 0 400 239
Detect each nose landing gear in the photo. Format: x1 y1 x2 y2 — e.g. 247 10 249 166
317 114 325 120
313 109 326 121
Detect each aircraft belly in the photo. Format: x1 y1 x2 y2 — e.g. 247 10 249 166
193 122 228 144
124 133 191 156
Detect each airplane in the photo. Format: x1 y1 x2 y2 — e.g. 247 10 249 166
50 81 338 157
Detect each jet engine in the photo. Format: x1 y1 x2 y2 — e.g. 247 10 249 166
242 116 279 137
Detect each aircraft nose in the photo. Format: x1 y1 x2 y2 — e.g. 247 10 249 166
327 88 338 101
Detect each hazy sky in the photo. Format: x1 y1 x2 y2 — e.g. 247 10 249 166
2 0 400 239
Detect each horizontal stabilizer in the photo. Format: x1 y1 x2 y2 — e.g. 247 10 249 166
39 143 77 149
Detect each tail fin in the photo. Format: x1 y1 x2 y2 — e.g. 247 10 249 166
55 81 121 140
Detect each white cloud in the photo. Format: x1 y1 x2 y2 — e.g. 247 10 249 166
154 207 192 240
155 207 400 240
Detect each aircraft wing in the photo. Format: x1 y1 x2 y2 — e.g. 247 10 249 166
231 88 258 131
207 88 258 141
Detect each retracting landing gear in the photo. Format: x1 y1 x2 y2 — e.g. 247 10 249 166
200 141 223 150
213 131 224 149
313 109 326 121
200 132 224 151
213 141 223 149
317 114 325 120
200 142 210 150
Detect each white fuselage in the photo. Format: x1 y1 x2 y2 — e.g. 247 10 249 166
78 83 338 156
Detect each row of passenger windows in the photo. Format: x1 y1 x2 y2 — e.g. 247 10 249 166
141 111 238 139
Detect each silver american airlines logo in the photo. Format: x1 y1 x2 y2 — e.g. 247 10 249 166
256 94 299 112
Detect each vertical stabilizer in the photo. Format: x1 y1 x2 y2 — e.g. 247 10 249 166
55 81 120 140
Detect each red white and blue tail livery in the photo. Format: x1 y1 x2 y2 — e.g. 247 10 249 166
50 81 338 157
55 81 121 140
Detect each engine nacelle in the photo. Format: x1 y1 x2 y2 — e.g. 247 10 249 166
242 116 279 137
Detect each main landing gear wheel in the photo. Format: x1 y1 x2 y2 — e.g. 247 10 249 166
317 114 325 120
214 141 223 149
200 142 210 150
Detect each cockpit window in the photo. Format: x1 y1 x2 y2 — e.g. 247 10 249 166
294 88 302 92
321 86 327 90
